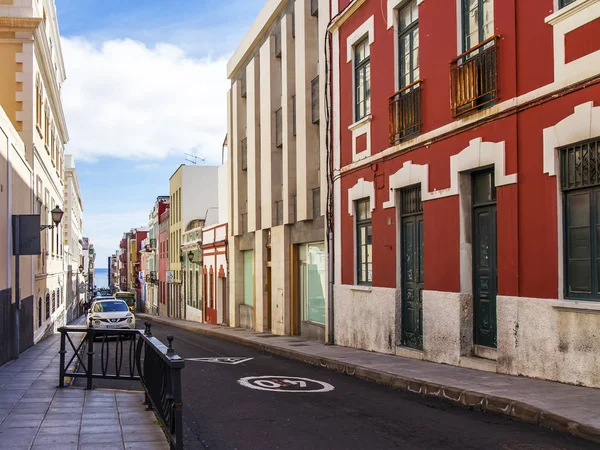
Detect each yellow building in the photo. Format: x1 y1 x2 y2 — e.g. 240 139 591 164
0 0 70 341
169 167 182 318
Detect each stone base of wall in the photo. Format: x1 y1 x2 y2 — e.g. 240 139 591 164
239 304 254 330
333 285 395 354
497 295 600 388
185 305 203 323
301 321 325 342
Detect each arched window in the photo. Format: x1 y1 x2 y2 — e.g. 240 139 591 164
38 298 42 327
52 291 56 312
45 294 50 319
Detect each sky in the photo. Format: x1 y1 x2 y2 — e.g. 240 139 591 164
55 0 265 267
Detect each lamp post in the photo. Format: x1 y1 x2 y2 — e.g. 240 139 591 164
13 205 63 359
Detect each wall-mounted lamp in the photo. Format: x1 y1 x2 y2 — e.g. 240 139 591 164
187 250 201 265
40 206 64 230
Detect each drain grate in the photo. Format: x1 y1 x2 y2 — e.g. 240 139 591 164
289 343 310 347
501 443 566 450
256 334 279 338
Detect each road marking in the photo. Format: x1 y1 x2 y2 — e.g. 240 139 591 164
238 376 334 393
186 357 254 365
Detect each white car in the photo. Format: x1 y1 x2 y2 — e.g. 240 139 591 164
87 298 136 329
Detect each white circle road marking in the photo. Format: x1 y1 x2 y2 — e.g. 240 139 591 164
237 376 335 393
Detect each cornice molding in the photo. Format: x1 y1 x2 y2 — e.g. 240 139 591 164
0 16 42 30
329 0 367 33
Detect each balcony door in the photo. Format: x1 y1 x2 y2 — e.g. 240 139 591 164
462 0 494 52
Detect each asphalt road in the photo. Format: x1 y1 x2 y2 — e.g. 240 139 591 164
83 320 597 450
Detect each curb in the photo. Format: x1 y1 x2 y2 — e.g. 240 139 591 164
139 314 600 444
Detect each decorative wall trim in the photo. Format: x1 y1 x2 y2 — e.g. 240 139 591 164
347 178 375 215
383 161 430 208
329 0 368 33
349 115 372 161
543 102 600 176
346 16 374 63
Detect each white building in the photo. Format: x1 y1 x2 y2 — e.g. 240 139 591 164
226 0 329 340
62 154 83 322
0 0 70 341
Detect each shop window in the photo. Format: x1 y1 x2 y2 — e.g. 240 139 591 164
300 243 326 324
356 198 372 285
243 250 254 306
561 138 600 300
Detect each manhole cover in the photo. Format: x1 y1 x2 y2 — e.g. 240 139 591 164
501 443 566 450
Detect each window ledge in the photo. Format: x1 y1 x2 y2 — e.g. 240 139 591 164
545 0 598 25
552 299 600 314
348 114 372 132
350 285 372 292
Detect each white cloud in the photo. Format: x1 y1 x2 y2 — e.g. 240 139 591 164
62 38 229 163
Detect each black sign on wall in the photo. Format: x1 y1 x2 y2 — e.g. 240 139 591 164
12 215 41 256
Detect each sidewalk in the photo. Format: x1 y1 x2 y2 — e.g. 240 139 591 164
0 330 169 450
139 313 600 444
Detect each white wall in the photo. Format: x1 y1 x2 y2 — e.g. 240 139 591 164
181 165 219 228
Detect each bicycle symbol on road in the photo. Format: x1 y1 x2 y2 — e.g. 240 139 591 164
237 376 334 393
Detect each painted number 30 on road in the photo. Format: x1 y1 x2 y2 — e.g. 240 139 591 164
238 376 334 393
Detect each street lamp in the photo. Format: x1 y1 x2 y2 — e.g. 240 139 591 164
12 206 64 360
40 205 64 230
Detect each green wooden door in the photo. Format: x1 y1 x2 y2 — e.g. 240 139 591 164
472 169 497 348
400 186 424 350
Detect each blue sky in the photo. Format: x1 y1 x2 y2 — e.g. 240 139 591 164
55 0 264 266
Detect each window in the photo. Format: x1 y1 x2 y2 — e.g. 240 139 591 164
209 271 214 308
311 0 318 16
240 74 247 99
311 76 319 124
356 199 372 285
559 0 577 8
45 294 50 319
312 187 321 218
398 1 419 88
275 108 283 148
462 0 494 52
561 139 600 301
241 138 248 170
354 38 371 121
274 31 282 58
292 95 297 137
275 200 283 225
36 80 43 128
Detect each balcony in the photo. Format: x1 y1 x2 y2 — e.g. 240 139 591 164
450 35 499 118
120 238 127 249
388 80 422 145
119 254 127 263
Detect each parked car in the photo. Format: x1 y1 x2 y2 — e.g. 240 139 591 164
87 299 136 329
114 291 136 313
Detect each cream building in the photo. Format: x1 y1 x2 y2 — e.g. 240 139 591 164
0 0 69 341
63 154 83 322
169 165 219 319
227 0 329 341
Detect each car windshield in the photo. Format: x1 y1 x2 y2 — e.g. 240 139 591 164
95 301 128 312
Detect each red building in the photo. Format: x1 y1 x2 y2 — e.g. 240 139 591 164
331 0 600 387
132 229 148 308
159 207 170 317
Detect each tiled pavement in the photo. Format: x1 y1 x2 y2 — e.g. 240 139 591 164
0 333 169 450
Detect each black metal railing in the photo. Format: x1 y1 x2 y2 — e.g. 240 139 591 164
388 80 422 145
58 323 184 450
450 35 499 118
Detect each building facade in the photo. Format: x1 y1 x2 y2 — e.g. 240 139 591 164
62 154 83 323
0 0 70 341
158 207 170 317
145 196 169 314
226 0 329 340
169 165 219 319
330 0 600 387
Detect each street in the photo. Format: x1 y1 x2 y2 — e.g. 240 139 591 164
85 320 597 450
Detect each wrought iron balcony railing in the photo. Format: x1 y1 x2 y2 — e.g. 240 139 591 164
450 35 500 118
388 79 422 145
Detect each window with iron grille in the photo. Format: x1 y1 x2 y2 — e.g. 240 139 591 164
311 0 318 16
292 95 297 136
275 108 283 148
561 138 600 301
559 0 577 8
240 74 247 98
354 39 371 121
311 76 319 124
241 138 248 171
312 187 321 218
356 199 372 285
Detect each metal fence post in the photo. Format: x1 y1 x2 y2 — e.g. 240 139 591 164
172 365 184 450
86 330 94 390
58 329 66 388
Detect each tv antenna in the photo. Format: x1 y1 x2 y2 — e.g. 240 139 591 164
185 153 206 165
